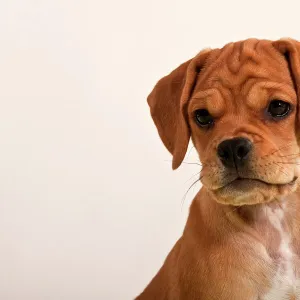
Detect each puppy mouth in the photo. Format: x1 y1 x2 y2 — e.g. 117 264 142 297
220 176 298 190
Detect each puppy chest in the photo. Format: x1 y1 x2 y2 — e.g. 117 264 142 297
260 258 300 299
259 207 300 299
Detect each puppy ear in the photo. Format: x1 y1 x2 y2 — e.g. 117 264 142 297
147 50 211 170
273 38 300 125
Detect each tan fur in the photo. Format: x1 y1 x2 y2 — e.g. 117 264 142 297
137 39 300 299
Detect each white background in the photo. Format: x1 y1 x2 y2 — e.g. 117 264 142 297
1 0 300 299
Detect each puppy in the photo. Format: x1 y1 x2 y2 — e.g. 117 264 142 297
136 39 300 300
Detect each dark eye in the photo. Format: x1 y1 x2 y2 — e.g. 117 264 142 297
268 100 291 118
194 109 214 127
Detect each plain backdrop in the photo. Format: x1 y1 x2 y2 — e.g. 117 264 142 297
1 0 300 299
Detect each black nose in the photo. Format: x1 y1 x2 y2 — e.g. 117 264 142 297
217 137 252 168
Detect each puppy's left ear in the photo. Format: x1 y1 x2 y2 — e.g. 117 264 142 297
147 49 211 169
273 38 300 125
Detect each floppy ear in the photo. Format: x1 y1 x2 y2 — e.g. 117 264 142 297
147 50 211 170
273 38 300 128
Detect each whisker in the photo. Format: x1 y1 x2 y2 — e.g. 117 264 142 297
274 161 300 165
184 171 201 184
181 176 202 209
164 160 202 166
186 146 195 159
261 142 298 158
277 153 300 158
273 162 289 177
181 161 202 166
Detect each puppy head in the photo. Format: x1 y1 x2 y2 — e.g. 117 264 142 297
148 39 300 205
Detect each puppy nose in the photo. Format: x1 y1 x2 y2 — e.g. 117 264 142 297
217 137 252 168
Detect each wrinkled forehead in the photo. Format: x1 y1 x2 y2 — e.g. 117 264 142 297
194 39 294 94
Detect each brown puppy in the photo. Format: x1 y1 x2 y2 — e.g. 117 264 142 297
136 39 300 299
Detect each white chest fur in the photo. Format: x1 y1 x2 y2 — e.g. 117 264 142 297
261 206 300 300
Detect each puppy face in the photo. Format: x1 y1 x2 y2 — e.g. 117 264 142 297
148 39 300 206
188 41 300 205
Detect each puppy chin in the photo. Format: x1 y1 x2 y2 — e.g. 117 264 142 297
207 179 298 206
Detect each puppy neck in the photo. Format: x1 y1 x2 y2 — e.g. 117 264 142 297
192 187 300 243
223 192 299 228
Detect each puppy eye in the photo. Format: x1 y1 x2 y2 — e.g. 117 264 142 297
194 109 214 127
268 100 291 118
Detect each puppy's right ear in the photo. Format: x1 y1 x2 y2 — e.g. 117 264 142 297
147 50 211 170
